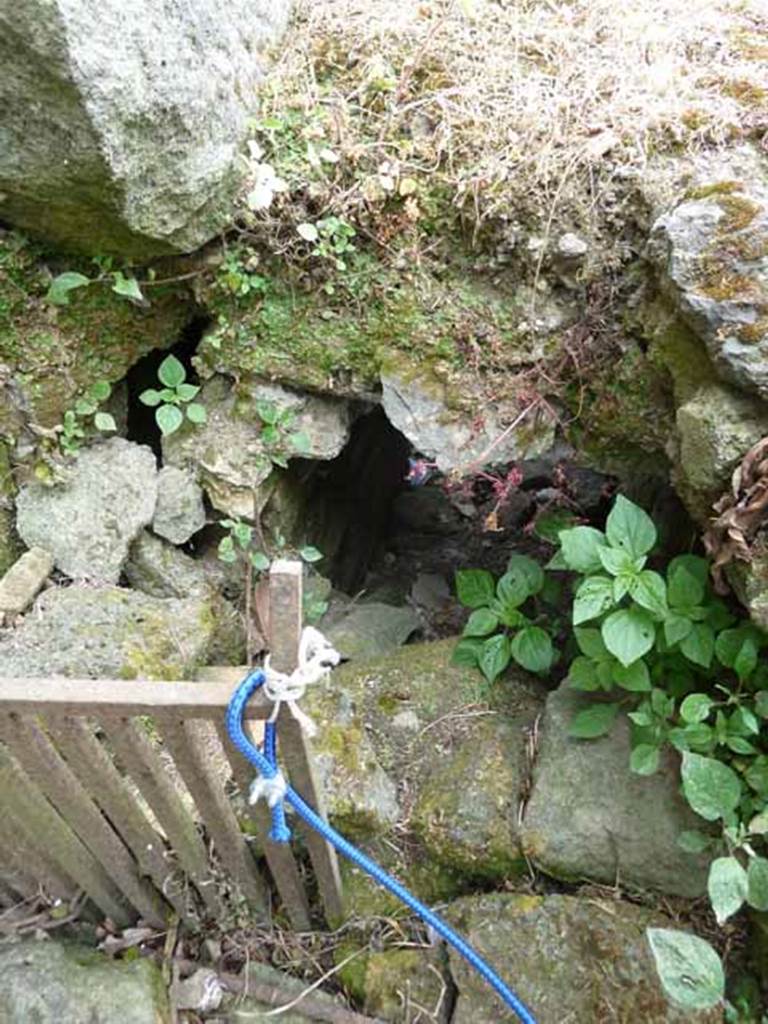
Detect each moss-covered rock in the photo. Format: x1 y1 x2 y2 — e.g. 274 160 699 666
0 231 191 435
345 947 448 1023
0 440 21 576
445 892 722 1023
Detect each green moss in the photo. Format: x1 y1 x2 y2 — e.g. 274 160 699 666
0 440 21 576
684 180 744 200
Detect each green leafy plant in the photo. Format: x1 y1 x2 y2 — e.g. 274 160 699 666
452 553 555 683
139 355 206 436
297 216 357 271
252 399 311 470
46 254 144 306
59 380 117 455
217 515 322 577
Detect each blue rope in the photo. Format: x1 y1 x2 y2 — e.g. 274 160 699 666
226 668 537 1024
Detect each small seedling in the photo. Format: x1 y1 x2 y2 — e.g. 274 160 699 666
59 380 116 455
140 355 206 436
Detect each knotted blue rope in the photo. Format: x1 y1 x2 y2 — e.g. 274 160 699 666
226 668 537 1024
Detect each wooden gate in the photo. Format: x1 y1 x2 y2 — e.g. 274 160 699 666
0 561 343 931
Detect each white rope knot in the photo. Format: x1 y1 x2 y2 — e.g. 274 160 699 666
263 626 341 738
248 770 288 808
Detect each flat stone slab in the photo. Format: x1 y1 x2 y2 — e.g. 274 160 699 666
521 685 710 897
446 893 722 1023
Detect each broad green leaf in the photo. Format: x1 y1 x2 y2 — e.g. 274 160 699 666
681 752 742 821
731 705 760 735
749 810 768 834
574 627 608 660
232 522 252 547
613 659 651 692
157 354 186 388
185 402 207 424
558 526 606 573
573 575 615 625
647 928 724 1011
708 856 748 924
668 564 705 609
217 536 237 563
491 600 525 629
613 575 632 603
478 634 511 684
255 399 278 424
680 623 715 668
74 398 97 416
510 626 553 674
176 383 200 401
677 830 711 854
93 412 116 432
630 743 660 775
715 627 757 669
89 381 111 401
299 545 323 563
567 656 600 691
606 495 657 558
726 735 757 755
250 550 270 571
451 638 483 668
598 545 637 577
734 638 758 681
664 612 692 646
746 757 768 794
602 607 656 667
455 569 495 609
680 693 714 724
668 554 710 588
756 692 768 719
630 571 668 617
496 570 531 611
569 702 620 739
747 856 768 911
463 608 500 637
156 404 184 435
505 553 544 595
545 549 568 570
111 272 144 301
46 271 91 305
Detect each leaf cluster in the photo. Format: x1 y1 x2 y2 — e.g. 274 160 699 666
59 380 116 456
139 355 206 436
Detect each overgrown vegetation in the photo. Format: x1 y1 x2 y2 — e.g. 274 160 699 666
455 494 768 1009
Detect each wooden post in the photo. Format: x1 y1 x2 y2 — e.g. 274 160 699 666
269 560 344 926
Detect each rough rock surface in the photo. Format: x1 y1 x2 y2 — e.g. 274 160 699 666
164 376 351 518
125 531 211 599
446 893 721 1023
0 939 170 1024
381 370 555 473
649 176 768 399
338 947 446 1022
521 686 710 897
152 466 206 545
323 602 420 662
674 380 768 521
0 547 53 618
16 439 157 583
0 441 21 577
0 0 291 257
0 585 233 679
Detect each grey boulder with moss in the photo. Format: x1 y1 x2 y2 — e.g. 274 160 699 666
0 0 291 257
0 584 237 679
163 376 352 518
0 939 170 1024
152 466 206 545
446 893 721 1023
125 531 211 599
649 177 768 398
521 686 711 897
16 438 157 583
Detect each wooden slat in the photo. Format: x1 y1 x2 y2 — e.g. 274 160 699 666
0 677 271 720
0 714 166 927
215 720 312 931
0 745 129 922
101 717 222 917
157 717 269 920
0 815 74 904
49 717 189 924
269 561 344 927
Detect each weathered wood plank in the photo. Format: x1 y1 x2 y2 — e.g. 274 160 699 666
0 745 129 922
0 713 166 927
0 677 271 720
0 815 74 904
214 720 312 931
269 561 344 927
101 717 222 917
49 716 188 924
158 717 269 920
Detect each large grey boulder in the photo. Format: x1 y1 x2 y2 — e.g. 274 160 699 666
521 686 711 897
0 939 170 1024
125 530 211 599
164 376 351 518
446 893 721 1023
0 584 237 679
0 0 291 257
16 438 157 583
152 466 206 545
649 176 768 399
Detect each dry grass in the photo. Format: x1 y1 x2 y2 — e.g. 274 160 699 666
256 0 767 276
